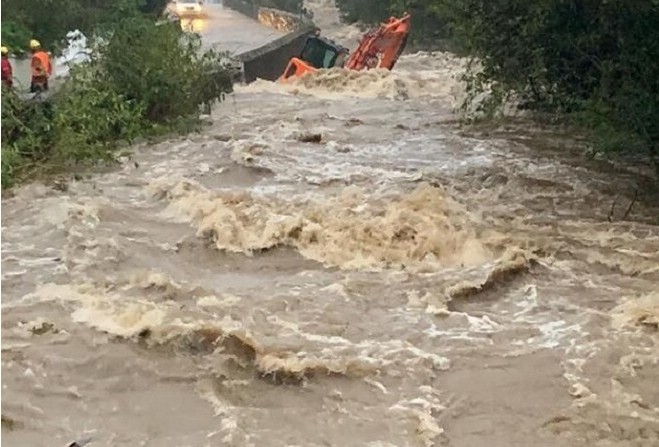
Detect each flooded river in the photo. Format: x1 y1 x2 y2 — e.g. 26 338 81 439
2 1 659 446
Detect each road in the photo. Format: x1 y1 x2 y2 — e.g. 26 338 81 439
176 2 285 54
7 2 284 93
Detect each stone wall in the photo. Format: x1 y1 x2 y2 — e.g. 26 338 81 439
257 8 307 33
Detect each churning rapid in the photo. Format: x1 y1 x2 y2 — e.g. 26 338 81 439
2 1 659 446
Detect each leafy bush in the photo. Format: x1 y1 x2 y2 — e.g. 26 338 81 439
0 0 170 53
1 21 32 55
450 0 659 169
52 64 146 164
1 87 56 187
102 18 232 123
1 16 234 189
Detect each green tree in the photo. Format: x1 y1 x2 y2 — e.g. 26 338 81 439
449 0 659 168
101 18 232 123
0 0 169 53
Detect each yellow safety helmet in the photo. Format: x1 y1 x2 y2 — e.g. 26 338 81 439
30 39 41 50
1 46 8 55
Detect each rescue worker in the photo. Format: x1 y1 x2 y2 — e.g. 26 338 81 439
29 39 52 93
1 46 13 89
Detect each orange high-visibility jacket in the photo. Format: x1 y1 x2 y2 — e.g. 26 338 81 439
31 50 53 78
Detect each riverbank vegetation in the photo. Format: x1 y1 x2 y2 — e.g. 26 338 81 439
336 0 659 172
1 0 169 54
1 3 233 189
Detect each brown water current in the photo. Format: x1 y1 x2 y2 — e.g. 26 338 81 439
3 2 659 446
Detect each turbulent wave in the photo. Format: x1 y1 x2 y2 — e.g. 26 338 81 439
21 278 431 386
239 1 470 106
445 248 535 300
149 177 495 270
242 59 466 105
611 292 659 331
3 1 658 445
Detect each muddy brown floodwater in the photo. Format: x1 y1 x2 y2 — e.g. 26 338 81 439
2 1 659 446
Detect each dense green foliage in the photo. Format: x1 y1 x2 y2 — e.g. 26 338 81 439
1 89 58 185
1 17 233 188
102 18 232 122
1 21 33 56
1 0 169 54
335 0 659 170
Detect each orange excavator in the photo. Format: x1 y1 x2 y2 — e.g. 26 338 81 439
279 13 411 82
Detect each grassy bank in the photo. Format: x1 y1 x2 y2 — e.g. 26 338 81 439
334 0 659 174
1 13 233 189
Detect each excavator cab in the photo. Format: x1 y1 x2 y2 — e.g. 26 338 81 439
280 35 349 81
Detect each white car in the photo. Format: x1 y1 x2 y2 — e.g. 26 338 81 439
173 0 204 17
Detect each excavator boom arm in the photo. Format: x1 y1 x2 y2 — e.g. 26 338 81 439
345 13 411 71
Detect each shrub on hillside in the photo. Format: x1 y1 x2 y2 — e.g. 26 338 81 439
1 0 170 53
52 63 146 165
1 87 56 187
101 18 232 123
1 21 32 55
450 0 659 168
